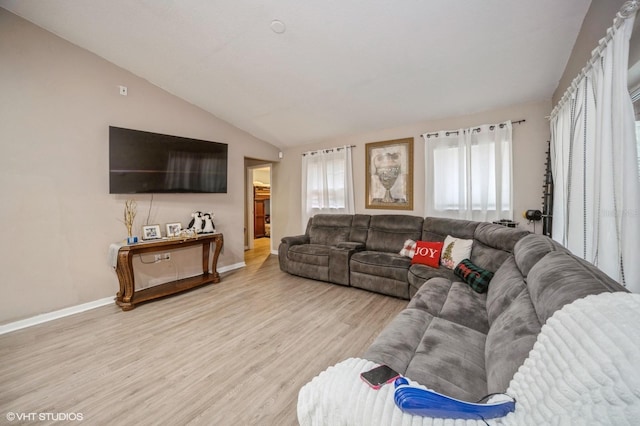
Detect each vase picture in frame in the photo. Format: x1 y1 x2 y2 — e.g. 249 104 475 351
166 222 182 237
142 224 162 240
365 138 413 210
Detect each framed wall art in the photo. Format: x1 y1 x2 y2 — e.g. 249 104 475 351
365 138 413 210
166 222 182 237
141 224 162 240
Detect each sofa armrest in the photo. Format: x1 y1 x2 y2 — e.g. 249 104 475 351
281 234 309 247
278 234 309 273
336 241 365 251
329 244 363 286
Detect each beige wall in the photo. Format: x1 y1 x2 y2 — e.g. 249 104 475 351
0 9 279 324
273 100 552 244
553 0 627 105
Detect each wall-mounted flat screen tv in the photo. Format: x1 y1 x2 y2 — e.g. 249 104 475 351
109 126 228 194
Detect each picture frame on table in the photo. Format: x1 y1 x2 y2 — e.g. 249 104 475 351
365 138 413 210
141 224 162 240
166 222 182 237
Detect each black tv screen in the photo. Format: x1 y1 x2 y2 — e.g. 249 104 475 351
109 126 228 194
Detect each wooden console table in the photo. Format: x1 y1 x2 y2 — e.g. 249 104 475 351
115 233 223 311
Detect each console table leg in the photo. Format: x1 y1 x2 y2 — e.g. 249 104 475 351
212 234 223 283
115 250 136 311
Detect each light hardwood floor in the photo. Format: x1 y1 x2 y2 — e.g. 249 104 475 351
0 241 407 425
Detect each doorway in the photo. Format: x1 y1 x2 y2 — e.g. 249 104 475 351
245 162 273 259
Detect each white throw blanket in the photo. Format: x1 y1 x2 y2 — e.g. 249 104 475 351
108 242 125 268
297 292 640 425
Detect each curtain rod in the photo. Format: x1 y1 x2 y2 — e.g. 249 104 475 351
302 145 356 156
422 119 526 139
549 0 639 120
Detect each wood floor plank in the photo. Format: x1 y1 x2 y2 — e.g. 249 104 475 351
0 240 407 425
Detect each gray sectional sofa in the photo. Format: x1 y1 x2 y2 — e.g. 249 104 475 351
364 232 627 402
279 214 529 299
282 214 629 410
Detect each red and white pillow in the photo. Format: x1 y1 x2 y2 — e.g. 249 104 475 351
400 236 473 270
411 241 444 268
399 239 417 258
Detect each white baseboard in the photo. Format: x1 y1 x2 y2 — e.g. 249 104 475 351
219 262 245 273
0 262 247 336
271 249 279 255
0 296 114 335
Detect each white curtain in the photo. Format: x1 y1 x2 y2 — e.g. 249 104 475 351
423 121 513 222
301 146 355 229
550 15 640 291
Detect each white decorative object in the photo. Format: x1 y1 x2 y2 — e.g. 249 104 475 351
202 212 215 233
189 211 203 233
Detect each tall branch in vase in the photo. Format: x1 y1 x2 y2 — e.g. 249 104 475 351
122 200 137 238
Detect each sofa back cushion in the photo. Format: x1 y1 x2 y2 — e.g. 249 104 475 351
484 290 541 394
470 223 529 272
349 214 371 244
421 217 477 242
526 251 628 325
513 234 567 277
307 214 354 246
486 256 527 325
365 215 423 253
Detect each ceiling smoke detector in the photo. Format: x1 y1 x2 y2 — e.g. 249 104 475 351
270 20 286 34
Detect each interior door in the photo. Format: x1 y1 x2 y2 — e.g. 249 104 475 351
254 200 265 238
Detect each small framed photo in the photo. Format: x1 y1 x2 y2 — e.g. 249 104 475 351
141 224 162 240
166 222 182 237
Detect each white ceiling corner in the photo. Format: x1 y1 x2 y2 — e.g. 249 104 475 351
1 0 591 148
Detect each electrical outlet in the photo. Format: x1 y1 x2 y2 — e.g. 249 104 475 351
163 253 171 260
154 254 162 262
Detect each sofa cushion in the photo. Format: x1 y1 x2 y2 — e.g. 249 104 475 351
470 223 530 272
436 281 489 334
349 214 371 244
485 290 541 394
308 214 353 246
454 259 494 294
405 317 488 402
363 308 434 375
350 272 410 299
411 241 443 268
485 256 527 325
365 215 423 253
364 307 488 402
407 265 456 297
514 233 567 277
421 217 478 242
406 277 452 316
350 251 411 282
288 244 331 266
408 278 489 336
440 235 473 269
527 251 628 325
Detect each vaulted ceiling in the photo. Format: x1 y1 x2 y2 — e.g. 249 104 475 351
1 0 591 148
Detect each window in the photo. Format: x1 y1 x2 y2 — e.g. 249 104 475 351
424 122 513 222
301 146 354 229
